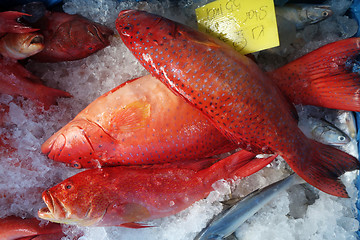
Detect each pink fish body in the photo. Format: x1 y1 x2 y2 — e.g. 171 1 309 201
42 74 238 168
116 10 359 197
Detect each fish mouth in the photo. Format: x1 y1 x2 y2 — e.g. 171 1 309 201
38 190 67 222
41 132 66 161
22 33 44 53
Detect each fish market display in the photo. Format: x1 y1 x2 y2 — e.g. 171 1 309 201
0 216 64 240
38 151 277 226
31 11 113 62
0 56 71 110
41 74 238 168
1 0 359 239
276 4 333 30
298 117 351 146
116 10 359 198
195 174 304 240
0 32 44 59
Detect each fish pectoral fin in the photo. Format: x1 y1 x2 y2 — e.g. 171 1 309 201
119 222 155 228
109 100 151 133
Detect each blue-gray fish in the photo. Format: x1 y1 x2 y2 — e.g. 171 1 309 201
195 174 304 240
299 117 351 146
276 4 333 29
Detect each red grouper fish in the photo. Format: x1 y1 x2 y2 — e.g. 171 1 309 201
0 216 64 240
41 74 240 168
38 150 277 227
116 10 360 198
31 11 113 62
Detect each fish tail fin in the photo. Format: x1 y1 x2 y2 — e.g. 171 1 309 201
269 37 360 111
294 140 359 198
204 150 277 181
34 84 72 110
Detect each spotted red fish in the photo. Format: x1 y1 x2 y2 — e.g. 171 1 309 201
41 74 238 168
116 10 359 198
38 151 277 227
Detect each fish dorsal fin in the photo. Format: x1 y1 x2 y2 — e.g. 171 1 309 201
119 222 154 228
106 100 151 138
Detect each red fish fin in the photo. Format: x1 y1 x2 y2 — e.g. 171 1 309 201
119 222 154 228
269 38 360 111
0 11 39 35
232 154 278 178
202 150 273 180
294 140 359 198
108 101 151 133
33 85 72 110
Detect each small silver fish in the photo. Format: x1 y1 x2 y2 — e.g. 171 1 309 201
299 117 351 146
195 174 304 240
337 111 357 139
276 4 333 29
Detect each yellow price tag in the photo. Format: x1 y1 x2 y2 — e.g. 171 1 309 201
195 0 279 54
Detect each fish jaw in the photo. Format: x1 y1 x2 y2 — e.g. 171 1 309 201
38 190 67 222
0 32 44 59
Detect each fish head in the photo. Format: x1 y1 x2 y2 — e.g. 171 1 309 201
41 119 104 168
305 5 333 24
0 32 44 59
35 12 113 62
310 118 351 146
116 10 178 48
38 173 108 226
38 168 150 226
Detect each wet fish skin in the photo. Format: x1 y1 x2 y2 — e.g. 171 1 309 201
41 75 239 168
38 151 277 227
276 4 332 29
116 10 359 198
0 216 64 240
195 174 304 240
0 32 44 59
31 11 113 62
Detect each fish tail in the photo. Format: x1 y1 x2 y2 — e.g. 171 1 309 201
269 37 360 111
292 140 359 198
34 84 72 110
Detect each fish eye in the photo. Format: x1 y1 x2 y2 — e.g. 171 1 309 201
121 24 133 35
338 136 346 141
322 12 329 17
64 182 74 190
71 161 82 169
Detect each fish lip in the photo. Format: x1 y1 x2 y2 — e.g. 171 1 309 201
38 190 55 220
39 190 67 220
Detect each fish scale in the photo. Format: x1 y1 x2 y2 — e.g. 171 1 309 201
116 10 360 198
